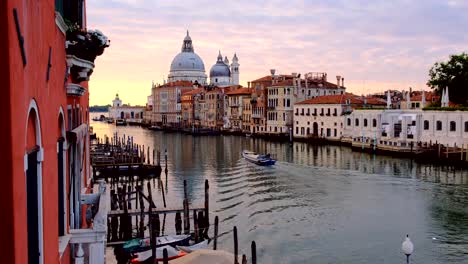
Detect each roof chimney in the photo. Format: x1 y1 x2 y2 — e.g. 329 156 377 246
248 81 250 88
270 69 276 76
336 75 341 87
341 77 344 88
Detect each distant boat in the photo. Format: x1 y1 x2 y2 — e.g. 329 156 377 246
115 119 127 126
107 118 114 124
148 125 163 131
245 133 252 137
242 150 276 166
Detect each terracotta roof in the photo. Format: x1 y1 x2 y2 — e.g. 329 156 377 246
182 87 204 96
226 87 251 95
408 92 439 102
159 80 194 88
296 94 385 105
250 75 294 83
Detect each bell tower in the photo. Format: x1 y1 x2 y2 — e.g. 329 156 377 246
230 53 239 85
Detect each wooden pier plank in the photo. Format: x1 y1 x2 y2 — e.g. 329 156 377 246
108 206 205 216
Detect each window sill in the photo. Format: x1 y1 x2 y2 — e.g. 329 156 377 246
59 234 71 258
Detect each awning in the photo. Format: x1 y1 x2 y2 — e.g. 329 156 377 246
66 123 88 143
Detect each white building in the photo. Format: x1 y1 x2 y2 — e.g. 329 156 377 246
343 109 468 150
294 94 386 141
108 94 145 123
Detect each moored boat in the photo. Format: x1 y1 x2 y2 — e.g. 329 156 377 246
116 119 127 126
123 234 191 253
242 150 276 166
130 245 187 263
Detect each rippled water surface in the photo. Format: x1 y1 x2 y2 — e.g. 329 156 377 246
92 115 468 263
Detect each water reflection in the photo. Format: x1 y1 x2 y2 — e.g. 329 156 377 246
91 115 468 264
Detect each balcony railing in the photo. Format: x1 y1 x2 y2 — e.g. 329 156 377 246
66 83 86 97
69 180 109 264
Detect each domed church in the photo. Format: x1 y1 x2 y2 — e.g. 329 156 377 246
167 31 208 84
166 31 240 86
209 51 239 86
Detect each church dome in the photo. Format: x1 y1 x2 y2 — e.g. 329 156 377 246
170 52 205 72
210 51 231 78
168 31 207 84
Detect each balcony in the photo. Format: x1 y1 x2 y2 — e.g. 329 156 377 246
267 106 276 111
65 25 110 83
68 180 109 264
252 113 263 119
66 83 86 97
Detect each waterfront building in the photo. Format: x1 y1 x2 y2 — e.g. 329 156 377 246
266 72 346 136
294 94 386 141
143 94 154 125
1 1 109 263
181 87 204 128
152 80 195 126
225 87 252 131
242 96 253 133
343 108 468 151
249 74 293 134
205 87 229 129
108 93 145 123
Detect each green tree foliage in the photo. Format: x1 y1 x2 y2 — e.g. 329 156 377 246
427 53 468 105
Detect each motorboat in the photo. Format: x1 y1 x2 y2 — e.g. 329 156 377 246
242 150 276 166
115 119 127 126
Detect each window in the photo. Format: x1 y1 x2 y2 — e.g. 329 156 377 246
372 119 377 127
436 121 442 131
364 119 368 127
424 120 429 130
355 118 359 126
465 121 468 132
347 118 351 126
450 121 456 131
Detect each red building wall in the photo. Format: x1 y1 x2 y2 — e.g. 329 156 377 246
1 1 90 263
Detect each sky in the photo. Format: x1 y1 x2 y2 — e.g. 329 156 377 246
86 0 468 106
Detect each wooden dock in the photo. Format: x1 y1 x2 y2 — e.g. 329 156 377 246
108 205 205 217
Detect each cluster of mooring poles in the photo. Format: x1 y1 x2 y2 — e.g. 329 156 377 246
90 133 258 263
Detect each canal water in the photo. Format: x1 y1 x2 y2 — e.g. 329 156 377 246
91 114 468 263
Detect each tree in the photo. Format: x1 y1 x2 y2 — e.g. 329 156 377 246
427 53 468 105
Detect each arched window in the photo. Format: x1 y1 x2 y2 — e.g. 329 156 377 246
450 121 456 131
424 120 429 130
372 119 377 127
436 120 442 131
347 118 351 126
364 119 368 127
355 118 359 126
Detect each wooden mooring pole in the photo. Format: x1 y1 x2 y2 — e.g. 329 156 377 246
213 216 218 250
234 226 238 264
251 241 257 264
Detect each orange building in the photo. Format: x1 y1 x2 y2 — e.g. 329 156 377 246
1 1 108 263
